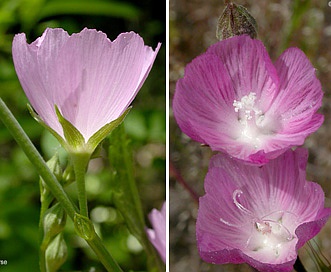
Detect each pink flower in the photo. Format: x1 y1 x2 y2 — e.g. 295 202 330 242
146 202 166 263
172 35 323 165
196 148 331 272
12 28 160 142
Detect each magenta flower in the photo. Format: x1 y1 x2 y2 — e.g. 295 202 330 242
12 28 160 150
196 148 331 272
146 202 166 263
172 35 323 165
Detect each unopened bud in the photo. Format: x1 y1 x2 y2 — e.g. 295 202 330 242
42 203 67 248
62 163 75 186
216 2 257 40
45 233 67 272
74 213 95 241
40 153 62 204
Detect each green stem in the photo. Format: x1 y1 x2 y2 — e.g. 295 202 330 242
0 98 77 218
0 98 123 272
71 152 90 218
87 233 123 272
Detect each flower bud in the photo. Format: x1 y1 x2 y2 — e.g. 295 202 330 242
45 233 67 272
216 2 257 40
62 163 75 186
74 213 95 241
40 153 62 205
42 203 67 247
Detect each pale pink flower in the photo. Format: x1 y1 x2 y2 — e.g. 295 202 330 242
173 35 323 165
196 148 331 272
12 28 161 142
146 202 166 263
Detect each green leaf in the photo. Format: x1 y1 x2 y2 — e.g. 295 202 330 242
39 0 141 21
87 107 131 152
55 105 85 150
108 124 164 272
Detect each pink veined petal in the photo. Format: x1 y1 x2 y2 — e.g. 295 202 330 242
146 202 166 263
207 35 279 112
173 53 245 146
295 207 331 250
272 48 323 122
257 113 324 155
12 28 160 141
172 35 324 165
267 48 324 141
12 29 70 136
54 29 160 139
173 35 281 163
196 148 331 271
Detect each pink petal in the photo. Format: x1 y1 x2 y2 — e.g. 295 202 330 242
173 53 240 145
196 148 331 271
12 28 161 141
269 47 324 138
206 35 279 112
172 35 324 165
146 202 166 263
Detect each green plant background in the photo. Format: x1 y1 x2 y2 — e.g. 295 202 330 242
0 0 165 271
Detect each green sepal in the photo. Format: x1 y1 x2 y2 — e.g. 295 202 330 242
216 2 258 40
87 107 131 152
45 233 67 272
42 203 67 249
28 104 131 157
55 105 85 150
74 213 95 241
27 104 69 151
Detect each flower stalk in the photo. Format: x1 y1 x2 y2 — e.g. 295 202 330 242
71 152 91 218
0 98 123 272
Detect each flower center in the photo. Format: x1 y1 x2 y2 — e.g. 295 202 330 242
220 189 296 259
247 217 294 258
233 92 274 149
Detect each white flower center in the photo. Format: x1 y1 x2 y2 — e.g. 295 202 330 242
247 216 294 258
233 92 275 149
220 190 296 259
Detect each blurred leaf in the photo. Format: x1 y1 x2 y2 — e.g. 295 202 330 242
18 0 45 32
40 131 67 162
108 124 164 272
280 0 312 51
124 110 148 141
40 0 141 21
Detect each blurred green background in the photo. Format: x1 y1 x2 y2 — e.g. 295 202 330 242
0 0 165 271
170 0 331 271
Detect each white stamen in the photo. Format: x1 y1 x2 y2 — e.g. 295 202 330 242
232 92 271 148
219 189 296 258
